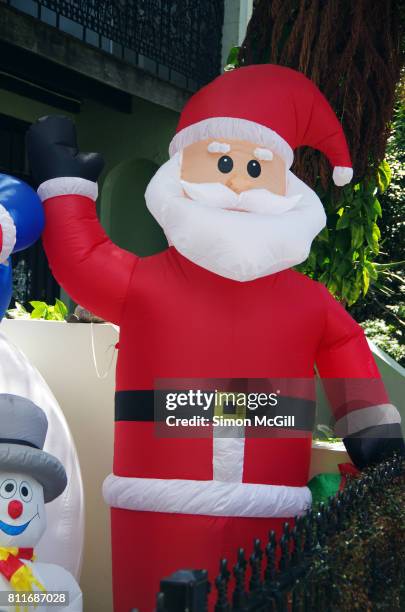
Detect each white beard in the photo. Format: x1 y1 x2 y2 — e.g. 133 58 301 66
145 153 326 282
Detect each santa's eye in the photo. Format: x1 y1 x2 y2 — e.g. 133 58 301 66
247 160 261 178
19 482 33 502
217 156 233 174
0 479 17 499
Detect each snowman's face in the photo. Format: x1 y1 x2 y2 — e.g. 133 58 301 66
0 472 46 547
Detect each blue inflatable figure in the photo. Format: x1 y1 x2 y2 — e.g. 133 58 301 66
0 174 44 319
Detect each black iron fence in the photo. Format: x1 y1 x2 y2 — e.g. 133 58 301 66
152 455 405 611
6 0 224 90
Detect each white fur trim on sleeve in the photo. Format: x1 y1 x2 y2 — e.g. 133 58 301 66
0 204 16 264
103 474 312 518
334 403 401 437
37 177 98 202
332 166 353 186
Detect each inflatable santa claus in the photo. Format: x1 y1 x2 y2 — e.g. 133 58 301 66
27 65 404 611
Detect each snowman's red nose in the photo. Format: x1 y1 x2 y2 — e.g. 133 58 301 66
8 500 23 519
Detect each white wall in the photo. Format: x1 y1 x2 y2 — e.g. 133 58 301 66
1 319 117 612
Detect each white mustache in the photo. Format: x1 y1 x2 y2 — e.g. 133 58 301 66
180 180 302 215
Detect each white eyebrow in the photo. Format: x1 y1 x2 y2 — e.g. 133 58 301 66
208 141 231 154
254 147 273 161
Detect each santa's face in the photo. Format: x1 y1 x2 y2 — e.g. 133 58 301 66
145 138 326 281
181 138 287 196
0 472 46 548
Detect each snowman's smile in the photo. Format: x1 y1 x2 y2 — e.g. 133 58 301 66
0 511 39 536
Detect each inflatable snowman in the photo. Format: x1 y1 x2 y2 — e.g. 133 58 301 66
0 394 82 611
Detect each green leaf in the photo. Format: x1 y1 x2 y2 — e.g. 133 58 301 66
362 268 370 296
55 298 68 318
372 222 381 241
351 223 364 249
372 197 382 218
29 301 47 315
376 160 391 193
31 307 47 319
365 227 379 254
336 214 350 230
225 46 240 69
365 261 378 280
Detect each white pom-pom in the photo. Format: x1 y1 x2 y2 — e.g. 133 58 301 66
333 166 353 186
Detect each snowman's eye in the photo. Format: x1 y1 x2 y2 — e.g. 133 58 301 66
0 479 17 499
19 482 33 503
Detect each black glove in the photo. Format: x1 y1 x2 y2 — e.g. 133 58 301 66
27 115 104 186
344 422 405 469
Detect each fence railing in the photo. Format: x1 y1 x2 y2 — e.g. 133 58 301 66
6 0 224 91
152 455 405 611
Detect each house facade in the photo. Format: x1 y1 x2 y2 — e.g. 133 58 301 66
0 0 252 306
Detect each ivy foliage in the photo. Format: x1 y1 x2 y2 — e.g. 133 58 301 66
296 162 391 306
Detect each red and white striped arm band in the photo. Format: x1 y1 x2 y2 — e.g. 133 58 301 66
37 177 98 202
334 403 401 438
0 204 17 264
103 474 312 518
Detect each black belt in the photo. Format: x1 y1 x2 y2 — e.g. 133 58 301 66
115 390 315 430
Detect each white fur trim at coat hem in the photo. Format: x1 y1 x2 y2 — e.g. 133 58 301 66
169 117 294 168
37 177 98 202
103 474 312 518
0 204 16 264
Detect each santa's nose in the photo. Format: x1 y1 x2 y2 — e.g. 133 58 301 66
8 500 23 519
226 175 252 194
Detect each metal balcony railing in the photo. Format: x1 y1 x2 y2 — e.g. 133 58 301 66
6 0 225 91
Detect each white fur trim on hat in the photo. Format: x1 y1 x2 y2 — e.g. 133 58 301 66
169 117 294 168
37 177 98 202
332 166 353 186
0 204 16 264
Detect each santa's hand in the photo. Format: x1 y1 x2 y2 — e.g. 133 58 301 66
27 115 104 186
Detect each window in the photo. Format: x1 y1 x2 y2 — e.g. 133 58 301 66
0 113 59 306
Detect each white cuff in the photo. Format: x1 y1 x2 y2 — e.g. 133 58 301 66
334 403 401 437
37 177 98 202
0 204 16 264
333 166 353 186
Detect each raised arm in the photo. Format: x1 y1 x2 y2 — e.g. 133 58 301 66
315 284 404 468
27 116 137 325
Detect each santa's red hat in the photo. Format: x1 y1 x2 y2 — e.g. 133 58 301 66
169 64 353 186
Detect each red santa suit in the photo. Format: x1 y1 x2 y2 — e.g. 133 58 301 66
32 66 401 611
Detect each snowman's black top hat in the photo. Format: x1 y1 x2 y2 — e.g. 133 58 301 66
0 394 67 502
